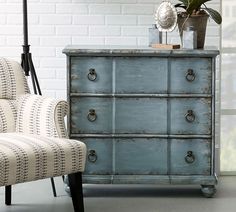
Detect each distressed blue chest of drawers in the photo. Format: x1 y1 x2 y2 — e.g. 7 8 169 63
63 45 219 197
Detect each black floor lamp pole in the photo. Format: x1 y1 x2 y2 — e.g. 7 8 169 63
21 0 41 95
21 0 57 197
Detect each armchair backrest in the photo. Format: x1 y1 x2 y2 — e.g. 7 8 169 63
0 58 30 133
0 57 29 100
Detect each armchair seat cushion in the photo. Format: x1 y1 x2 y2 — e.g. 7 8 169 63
0 133 86 187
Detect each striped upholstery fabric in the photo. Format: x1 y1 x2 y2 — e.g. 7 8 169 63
0 57 86 203
0 133 86 187
16 94 68 138
0 99 17 133
0 58 29 99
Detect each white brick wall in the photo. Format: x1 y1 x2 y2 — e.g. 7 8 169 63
0 0 221 100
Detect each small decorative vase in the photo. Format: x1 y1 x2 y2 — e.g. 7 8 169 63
177 13 209 49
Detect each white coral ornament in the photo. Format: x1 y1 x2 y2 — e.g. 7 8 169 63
155 1 177 32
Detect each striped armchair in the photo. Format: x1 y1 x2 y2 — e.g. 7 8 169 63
0 58 86 212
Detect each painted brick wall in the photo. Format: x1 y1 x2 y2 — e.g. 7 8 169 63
0 0 221 99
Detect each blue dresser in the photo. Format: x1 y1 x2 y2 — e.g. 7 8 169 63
63 46 219 197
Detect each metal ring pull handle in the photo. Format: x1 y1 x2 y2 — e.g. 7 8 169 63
87 68 97 81
87 109 97 122
185 69 196 82
185 151 195 164
88 150 97 163
185 110 195 123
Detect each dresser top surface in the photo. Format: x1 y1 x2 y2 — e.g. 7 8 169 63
63 45 219 57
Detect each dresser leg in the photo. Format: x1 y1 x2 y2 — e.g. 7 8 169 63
201 185 216 198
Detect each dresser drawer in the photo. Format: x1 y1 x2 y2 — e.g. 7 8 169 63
170 98 211 135
70 57 112 93
70 97 112 134
115 57 168 93
170 139 211 175
80 138 113 175
115 98 167 134
170 58 212 94
115 138 167 175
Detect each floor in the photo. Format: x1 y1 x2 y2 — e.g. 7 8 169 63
0 176 235 212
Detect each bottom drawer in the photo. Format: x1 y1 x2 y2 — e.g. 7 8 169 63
115 138 168 175
80 138 113 175
170 139 211 175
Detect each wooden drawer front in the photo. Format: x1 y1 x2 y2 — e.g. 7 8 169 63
115 138 167 175
115 57 168 93
70 97 112 134
115 98 167 134
70 57 112 93
170 58 212 94
170 139 211 175
170 98 211 135
81 138 113 175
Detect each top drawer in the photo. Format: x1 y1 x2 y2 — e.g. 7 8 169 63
170 58 212 94
70 57 112 94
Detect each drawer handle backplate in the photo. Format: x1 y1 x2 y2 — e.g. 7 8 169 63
185 69 196 82
185 110 195 123
88 150 98 163
185 151 195 164
87 109 97 122
87 68 97 81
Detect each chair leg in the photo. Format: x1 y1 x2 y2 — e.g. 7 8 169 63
68 172 84 212
5 185 11 205
50 177 57 197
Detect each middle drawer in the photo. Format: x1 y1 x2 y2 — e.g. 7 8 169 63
70 97 167 134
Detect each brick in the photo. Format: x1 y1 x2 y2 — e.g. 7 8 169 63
0 26 22 35
56 4 88 14
40 79 67 90
122 26 148 36
106 15 136 25
36 68 56 79
0 4 21 14
89 4 120 14
72 36 104 45
138 15 156 25
40 15 72 25
56 26 88 35
30 26 55 35
73 15 104 25
0 15 6 24
105 37 137 45
30 47 56 57
40 36 71 46
28 3 55 14
122 4 154 15
89 26 120 36
40 58 65 68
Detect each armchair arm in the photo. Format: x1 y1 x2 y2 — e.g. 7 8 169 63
0 99 17 133
16 94 68 138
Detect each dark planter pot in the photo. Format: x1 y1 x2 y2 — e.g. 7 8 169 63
177 13 209 49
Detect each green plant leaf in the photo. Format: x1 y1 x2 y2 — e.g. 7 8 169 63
174 3 187 10
178 0 189 6
204 7 222 24
187 0 212 14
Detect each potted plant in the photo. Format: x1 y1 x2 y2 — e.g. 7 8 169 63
175 0 222 48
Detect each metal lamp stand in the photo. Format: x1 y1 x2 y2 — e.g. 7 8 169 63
21 0 57 197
